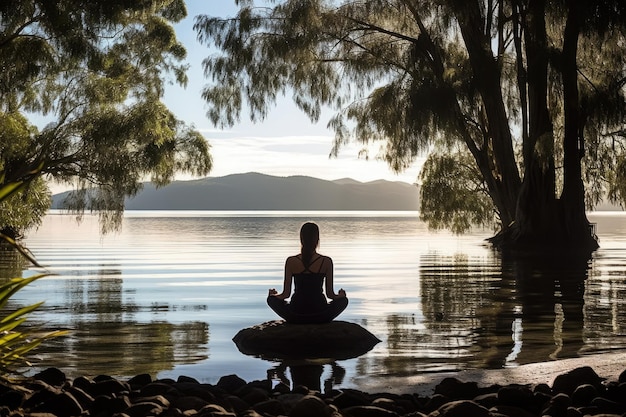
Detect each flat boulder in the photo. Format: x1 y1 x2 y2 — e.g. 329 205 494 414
233 320 381 360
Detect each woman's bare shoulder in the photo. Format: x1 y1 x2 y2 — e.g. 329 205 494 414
319 254 333 264
285 255 302 265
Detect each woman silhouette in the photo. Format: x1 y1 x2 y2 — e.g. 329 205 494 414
267 222 348 324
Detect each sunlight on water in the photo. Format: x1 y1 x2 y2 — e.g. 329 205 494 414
1 210 625 391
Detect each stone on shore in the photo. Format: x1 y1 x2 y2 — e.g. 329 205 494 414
0 367 626 417
232 320 381 360
3 364 626 417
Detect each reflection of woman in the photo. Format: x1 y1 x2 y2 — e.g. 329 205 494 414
267 222 348 324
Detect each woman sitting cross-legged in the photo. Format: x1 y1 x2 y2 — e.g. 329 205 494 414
267 222 348 324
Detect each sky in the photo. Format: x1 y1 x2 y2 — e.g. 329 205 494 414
160 1 423 184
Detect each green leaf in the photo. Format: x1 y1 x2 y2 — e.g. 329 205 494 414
0 301 45 325
0 181 26 201
0 317 28 333
0 275 47 311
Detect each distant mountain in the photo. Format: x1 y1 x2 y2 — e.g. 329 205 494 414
51 172 419 211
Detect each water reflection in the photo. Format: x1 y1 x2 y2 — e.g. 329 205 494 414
269 360 346 393
498 251 589 364
36 320 209 376
0 244 26 278
371 250 594 376
5 212 626 386
427 250 591 366
15 271 210 377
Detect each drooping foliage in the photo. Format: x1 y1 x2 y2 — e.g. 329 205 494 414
196 0 626 250
0 0 212 232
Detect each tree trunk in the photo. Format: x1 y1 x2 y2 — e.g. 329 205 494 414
559 0 597 250
453 0 521 224
513 0 559 244
491 0 597 252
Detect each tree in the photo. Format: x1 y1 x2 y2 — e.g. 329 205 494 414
0 0 213 233
195 0 626 252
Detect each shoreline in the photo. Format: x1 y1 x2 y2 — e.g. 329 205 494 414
3 353 625 416
352 351 626 395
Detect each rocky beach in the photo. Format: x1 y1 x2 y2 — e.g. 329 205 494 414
1 352 626 417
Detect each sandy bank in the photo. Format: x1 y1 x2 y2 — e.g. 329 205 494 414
352 352 626 395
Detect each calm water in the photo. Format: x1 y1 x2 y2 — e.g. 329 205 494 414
2 210 626 391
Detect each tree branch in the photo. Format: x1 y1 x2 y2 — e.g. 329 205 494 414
0 16 40 48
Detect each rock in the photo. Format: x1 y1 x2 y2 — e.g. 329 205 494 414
89 395 131 415
139 381 180 398
198 403 235 416
423 394 450 413
552 366 604 395
571 384 598 407
371 397 404 413
276 393 306 412
72 376 93 393
590 397 626 415
127 373 152 390
87 378 130 397
216 374 247 394
252 398 287 416
489 404 537 417
434 378 479 400
342 405 400 417
66 386 94 410
123 401 164 417
290 395 335 417
332 389 371 409
496 385 534 409
233 320 381 360
226 394 252 413
171 395 209 412
3 365 626 417
175 384 218 404
240 387 270 405
606 382 626 404
473 392 498 409
33 391 83 417
428 400 491 417
0 388 24 409
33 368 67 387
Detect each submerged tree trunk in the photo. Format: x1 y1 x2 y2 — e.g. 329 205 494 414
489 0 597 252
513 0 559 245
559 0 597 250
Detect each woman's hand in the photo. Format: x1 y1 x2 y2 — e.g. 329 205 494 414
268 288 278 297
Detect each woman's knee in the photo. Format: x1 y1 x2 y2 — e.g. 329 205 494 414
267 296 285 311
334 297 349 309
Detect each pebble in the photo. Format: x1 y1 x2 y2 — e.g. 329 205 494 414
1 366 625 417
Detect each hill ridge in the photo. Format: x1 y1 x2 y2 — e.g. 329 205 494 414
51 172 419 211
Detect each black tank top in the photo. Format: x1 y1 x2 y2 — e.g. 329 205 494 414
290 256 327 313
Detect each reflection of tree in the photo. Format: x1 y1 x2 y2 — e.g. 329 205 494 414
417 251 590 370
35 320 209 376
573 256 626 355
499 252 589 364
418 252 508 370
20 272 210 377
357 251 598 379
0 245 27 279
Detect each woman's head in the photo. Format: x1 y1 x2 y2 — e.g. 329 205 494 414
300 222 320 264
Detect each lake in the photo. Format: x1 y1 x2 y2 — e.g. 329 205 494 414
3 210 626 391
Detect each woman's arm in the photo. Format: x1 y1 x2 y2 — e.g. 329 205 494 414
269 257 294 299
324 257 346 299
